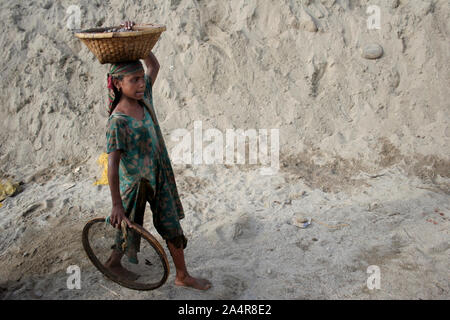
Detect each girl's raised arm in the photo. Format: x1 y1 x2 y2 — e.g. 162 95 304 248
143 52 160 86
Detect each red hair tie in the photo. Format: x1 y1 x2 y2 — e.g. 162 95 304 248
107 75 114 90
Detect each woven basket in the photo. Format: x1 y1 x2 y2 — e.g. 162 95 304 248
74 23 166 64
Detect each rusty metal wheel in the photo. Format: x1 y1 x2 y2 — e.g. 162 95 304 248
82 217 170 291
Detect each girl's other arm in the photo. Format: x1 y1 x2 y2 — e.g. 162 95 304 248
143 52 160 86
108 150 131 228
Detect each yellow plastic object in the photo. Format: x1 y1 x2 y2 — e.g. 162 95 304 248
0 180 19 203
94 153 109 185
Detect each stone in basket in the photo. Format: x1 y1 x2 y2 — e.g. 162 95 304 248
74 23 166 64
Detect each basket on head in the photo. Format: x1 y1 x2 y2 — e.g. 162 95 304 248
74 23 166 64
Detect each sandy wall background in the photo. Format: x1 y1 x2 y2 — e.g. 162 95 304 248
0 0 448 186
0 0 449 300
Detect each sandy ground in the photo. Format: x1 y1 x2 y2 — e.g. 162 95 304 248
0 0 449 299
0 160 449 299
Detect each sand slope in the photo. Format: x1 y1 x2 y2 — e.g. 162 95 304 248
0 0 449 299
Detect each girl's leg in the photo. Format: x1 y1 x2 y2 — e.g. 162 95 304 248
105 180 146 280
151 176 210 290
105 248 139 281
166 239 211 290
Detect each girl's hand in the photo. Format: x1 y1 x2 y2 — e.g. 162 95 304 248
120 20 135 30
110 204 132 229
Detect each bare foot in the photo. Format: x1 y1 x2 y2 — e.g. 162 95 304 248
105 258 140 281
175 275 212 290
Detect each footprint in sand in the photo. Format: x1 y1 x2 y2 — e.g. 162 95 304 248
22 202 44 218
219 274 248 299
214 214 260 243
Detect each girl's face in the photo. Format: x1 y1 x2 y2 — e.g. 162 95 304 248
114 70 145 100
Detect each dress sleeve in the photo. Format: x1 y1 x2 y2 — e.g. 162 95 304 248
106 117 128 153
144 74 153 106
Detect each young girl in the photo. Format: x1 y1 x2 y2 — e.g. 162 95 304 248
103 21 211 291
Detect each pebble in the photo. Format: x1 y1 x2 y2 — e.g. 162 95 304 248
292 214 311 228
368 202 381 211
362 43 384 60
302 15 318 33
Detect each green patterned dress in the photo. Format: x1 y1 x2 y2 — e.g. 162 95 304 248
106 74 186 263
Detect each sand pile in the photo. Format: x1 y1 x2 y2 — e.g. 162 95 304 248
0 0 448 181
0 0 448 299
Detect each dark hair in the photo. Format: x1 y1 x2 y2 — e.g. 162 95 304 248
109 75 123 116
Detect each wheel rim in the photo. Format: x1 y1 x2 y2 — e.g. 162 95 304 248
82 217 170 291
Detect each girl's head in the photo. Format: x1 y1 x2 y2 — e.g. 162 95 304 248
107 60 145 115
